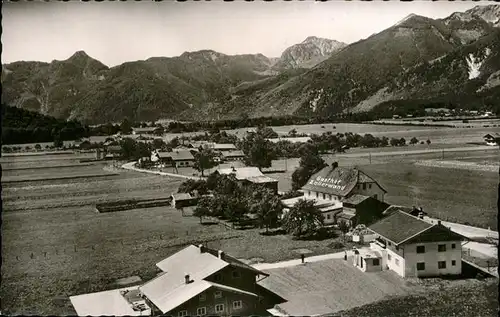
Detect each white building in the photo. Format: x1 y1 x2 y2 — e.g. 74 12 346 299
368 210 466 278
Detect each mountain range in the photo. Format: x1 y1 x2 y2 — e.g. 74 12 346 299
2 5 499 124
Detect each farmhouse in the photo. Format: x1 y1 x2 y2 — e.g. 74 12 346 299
301 163 387 202
340 195 389 227
156 150 195 167
281 164 388 227
216 167 279 194
222 150 245 162
280 195 342 226
171 193 198 209
70 245 284 316
484 134 498 146
105 145 122 159
367 209 467 278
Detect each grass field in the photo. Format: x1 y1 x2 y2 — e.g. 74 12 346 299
272 149 498 230
1 153 352 315
340 279 498 317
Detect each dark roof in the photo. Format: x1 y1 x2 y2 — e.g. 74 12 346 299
342 194 371 206
404 224 467 244
301 166 385 197
368 210 433 245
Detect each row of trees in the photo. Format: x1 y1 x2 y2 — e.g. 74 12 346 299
182 174 334 238
1 105 88 145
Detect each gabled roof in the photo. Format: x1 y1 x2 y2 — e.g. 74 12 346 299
107 145 122 152
213 143 237 150
342 194 371 206
302 166 384 197
140 245 267 313
157 150 195 161
217 167 264 180
368 210 433 245
222 150 245 158
171 193 194 201
247 175 278 184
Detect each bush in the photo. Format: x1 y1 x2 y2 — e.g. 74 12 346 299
328 241 345 250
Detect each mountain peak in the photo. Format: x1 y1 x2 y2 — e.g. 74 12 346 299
69 50 90 60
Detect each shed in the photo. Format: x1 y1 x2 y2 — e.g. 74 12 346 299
352 248 383 272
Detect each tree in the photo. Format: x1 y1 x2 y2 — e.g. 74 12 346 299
291 153 327 190
426 139 432 145
256 126 278 139
282 199 324 238
288 129 298 137
399 138 406 146
193 148 217 177
120 118 133 134
34 143 42 151
193 204 211 224
242 133 275 169
410 137 419 145
338 220 350 242
248 187 283 232
390 138 399 147
53 136 63 148
152 138 166 150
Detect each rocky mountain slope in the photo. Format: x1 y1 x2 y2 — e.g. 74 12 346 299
2 5 499 123
273 36 347 70
227 4 500 118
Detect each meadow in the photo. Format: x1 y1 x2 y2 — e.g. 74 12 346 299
0 153 349 315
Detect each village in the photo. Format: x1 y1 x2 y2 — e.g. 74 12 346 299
65 125 499 317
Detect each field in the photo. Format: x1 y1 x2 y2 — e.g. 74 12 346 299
340 279 498 317
0 153 352 315
270 148 498 230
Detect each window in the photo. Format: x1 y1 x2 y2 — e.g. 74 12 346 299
315 192 318 197
178 310 188 317
232 270 241 279
215 304 224 313
451 243 456 249
326 214 331 220
199 293 206 301
369 184 372 189
214 291 222 299
438 244 446 252
417 262 425 271
452 260 456 266
363 183 366 190
321 193 325 199
438 261 446 269
416 245 425 254
233 300 242 310
387 254 392 261
374 194 378 200
373 259 380 266
214 274 222 282
395 258 400 266
196 307 206 316
388 241 392 246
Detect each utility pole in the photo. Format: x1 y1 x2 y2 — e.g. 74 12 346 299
442 149 444 160
369 153 372 164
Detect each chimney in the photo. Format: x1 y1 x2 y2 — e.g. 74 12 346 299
218 250 224 259
438 220 441 225
199 244 205 253
331 162 339 169
185 274 191 284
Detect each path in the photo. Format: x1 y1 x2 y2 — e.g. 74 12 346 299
121 161 203 180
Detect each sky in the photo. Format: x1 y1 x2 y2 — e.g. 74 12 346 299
2 0 495 67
